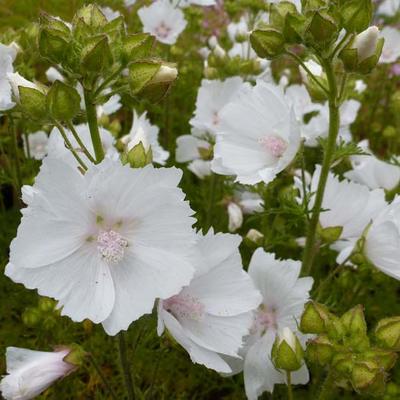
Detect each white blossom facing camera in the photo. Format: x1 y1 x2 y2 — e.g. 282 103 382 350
138 0 188 45
212 80 301 185
158 232 262 373
6 157 196 335
0 347 76 400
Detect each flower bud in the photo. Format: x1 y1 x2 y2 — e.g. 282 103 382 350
269 2 298 30
125 142 153 169
318 224 343 244
351 360 386 396
38 297 56 313
340 0 372 33
332 352 354 375
74 4 107 29
47 80 81 121
340 26 384 74
38 29 69 65
227 202 243 232
306 335 335 366
22 307 41 327
122 33 155 64
250 28 285 59
341 305 369 350
81 35 113 73
245 229 264 246
364 349 398 371
375 317 400 351
305 11 339 49
300 301 331 334
272 328 304 372
150 65 178 85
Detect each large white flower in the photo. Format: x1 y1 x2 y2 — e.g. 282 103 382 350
23 131 49 160
47 123 118 168
0 347 75 400
138 0 187 45
0 42 18 111
121 111 169 165
364 197 400 280
344 140 400 191
379 27 400 64
377 0 400 16
212 80 301 185
6 158 195 335
239 250 313 399
190 77 250 136
157 232 262 373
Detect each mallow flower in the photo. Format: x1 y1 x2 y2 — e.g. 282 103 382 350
6 157 195 335
157 232 262 373
23 131 49 160
364 197 400 280
379 27 400 64
190 77 250 136
0 42 18 111
212 80 301 185
0 347 76 400
239 250 313 399
121 111 169 165
344 140 400 191
138 0 187 45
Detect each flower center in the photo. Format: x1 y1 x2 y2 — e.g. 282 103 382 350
156 22 172 39
163 292 205 321
258 135 288 158
97 230 128 264
252 304 277 335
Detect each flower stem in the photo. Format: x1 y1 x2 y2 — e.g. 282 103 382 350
302 59 340 276
83 88 105 163
287 371 294 400
9 116 22 195
66 121 96 164
118 332 135 400
88 354 118 400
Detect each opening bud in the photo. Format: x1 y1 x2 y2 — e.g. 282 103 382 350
375 317 400 351
272 328 304 372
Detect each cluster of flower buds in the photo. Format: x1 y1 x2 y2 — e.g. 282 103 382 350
301 302 400 397
22 297 59 329
250 0 383 75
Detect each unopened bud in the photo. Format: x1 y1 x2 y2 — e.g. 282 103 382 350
126 142 153 168
305 11 339 49
300 301 331 334
246 229 264 246
318 224 343 243
340 0 372 33
250 28 285 59
47 80 81 121
306 335 335 366
272 328 304 371
375 317 400 351
351 360 386 396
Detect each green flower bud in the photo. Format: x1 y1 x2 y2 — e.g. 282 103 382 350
383 126 397 139
318 224 343 244
81 35 113 73
74 4 107 30
126 143 153 169
22 307 41 327
272 328 304 372
375 317 400 351
283 13 306 44
304 11 339 50
18 86 47 121
340 26 384 74
269 2 298 30
351 360 386 396
250 28 285 59
122 33 155 64
38 297 56 313
306 335 335 366
302 0 328 12
62 344 88 369
47 80 81 121
340 0 372 33
245 229 264 247
300 301 331 334
340 305 369 351
364 349 398 371
38 29 69 64
332 352 354 376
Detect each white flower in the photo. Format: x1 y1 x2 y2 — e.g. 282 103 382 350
0 42 18 111
345 140 400 191
304 165 387 262
228 202 244 232
364 197 400 280
355 80 367 94
6 157 195 335
239 250 313 399
227 17 249 42
45 67 64 83
352 26 380 63
101 7 121 21
124 0 136 6
176 133 212 179
299 59 323 82
377 0 400 16
212 80 301 185
138 0 187 45
121 111 169 165
380 27 400 64
97 94 122 117
0 347 75 400
23 131 48 160
190 77 251 136
173 0 216 6
157 232 262 373
47 123 118 168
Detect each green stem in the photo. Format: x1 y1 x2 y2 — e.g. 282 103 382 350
302 59 340 276
287 371 294 400
66 121 96 164
118 332 135 400
205 174 217 231
10 116 22 195
54 122 88 171
88 354 118 400
83 88 105 163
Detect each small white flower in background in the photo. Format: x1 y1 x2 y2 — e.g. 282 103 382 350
23 131 49 160
176 132 213 179
227 16 249 42
299 59 323 82
121 110 169 165
364 197 400 280
237 249 312 399
124 0 136 6
352 26 380 63
6 158 195 335
101 7 121 21
138 0 187 45
0 347 75 400
228 202 243 232
212 80 301 185
355 79 367 94
0 42 19 111
301 165 387 263
379 27 400 64
377 0 400 16
158 232 262 373
96 94 122 118
190 77 251 136
45 67 64 83
47 123 118 168
173 0 216 6
7 72 42 103
344 140 400 191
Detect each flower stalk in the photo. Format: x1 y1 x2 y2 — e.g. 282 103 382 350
287 371 294 400
118 332 135 400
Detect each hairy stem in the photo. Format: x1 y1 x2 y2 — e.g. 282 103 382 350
302 60 340 276
83 88 105 163
118 332 135 400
